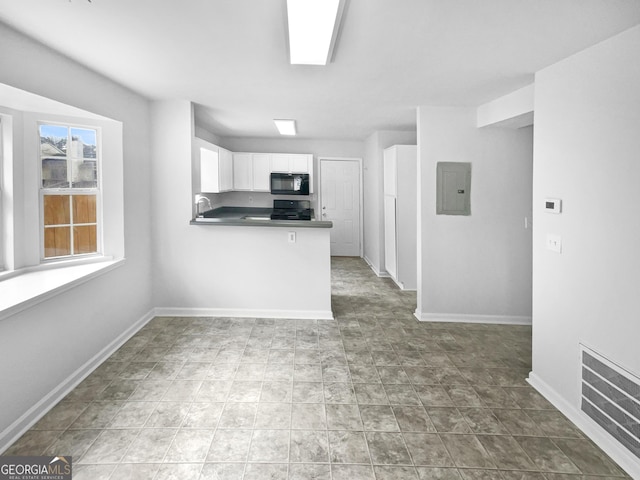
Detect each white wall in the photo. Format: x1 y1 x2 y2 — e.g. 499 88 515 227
0 22 152 447
529 25 640 477
363 130 417 275
416 107 532 323
151 102 332 318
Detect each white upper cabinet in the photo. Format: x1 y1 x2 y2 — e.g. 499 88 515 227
200 147 220 193
233 153 271 192
270 154 290 173
232 153 253 191
219 147 234 192
290 154 311 173
252 154 271 191
270 154 311 173
198 143 314 194
200 145 233 193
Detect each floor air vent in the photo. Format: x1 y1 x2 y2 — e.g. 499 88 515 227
580 345 640 459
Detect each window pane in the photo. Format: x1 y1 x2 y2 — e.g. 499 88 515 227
70 128 97 159
71 158 97 188
40 125 67 157
43 195 70 225
73 225 97 254
42 157 69 188
44 227 71 258
73 195 97 223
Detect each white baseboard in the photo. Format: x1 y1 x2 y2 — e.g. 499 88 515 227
414 311 532 325
154 307 334 321
527 372 640 479
363 255 390 278
0 308 156 455
389 276 416 291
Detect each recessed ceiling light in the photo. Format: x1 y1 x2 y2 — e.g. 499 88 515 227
274 119 297 136
286 0 344 65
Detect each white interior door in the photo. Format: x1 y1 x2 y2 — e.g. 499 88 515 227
320 159 361 256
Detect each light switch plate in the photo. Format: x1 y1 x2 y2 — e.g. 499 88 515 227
546 234 562 253
288 232 296 243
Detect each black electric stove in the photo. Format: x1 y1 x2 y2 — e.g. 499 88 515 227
271 199 313 220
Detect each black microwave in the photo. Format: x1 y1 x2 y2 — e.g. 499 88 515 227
270 172 310 195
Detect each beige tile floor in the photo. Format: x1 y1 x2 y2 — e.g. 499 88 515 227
3 257 631 479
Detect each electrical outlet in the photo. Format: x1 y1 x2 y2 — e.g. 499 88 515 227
288 232 296 243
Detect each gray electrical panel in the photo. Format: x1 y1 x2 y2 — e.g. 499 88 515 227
436 162 471 215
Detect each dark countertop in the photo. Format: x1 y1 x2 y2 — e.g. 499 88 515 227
190 206 333 228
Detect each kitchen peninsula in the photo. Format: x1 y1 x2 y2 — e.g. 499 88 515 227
187 205 333 320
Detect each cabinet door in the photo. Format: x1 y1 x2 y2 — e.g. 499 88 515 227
200 147 221 193
219 147 234 191
383 147 397 196
233 153 253 191
253 154 271 191
383 195 397 279
290 154 310 173
270 154 290 172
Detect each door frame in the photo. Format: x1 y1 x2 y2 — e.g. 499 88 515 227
318 157 364 258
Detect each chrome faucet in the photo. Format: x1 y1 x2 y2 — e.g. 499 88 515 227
195 195 212 217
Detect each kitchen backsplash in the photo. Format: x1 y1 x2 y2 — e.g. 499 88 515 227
213 191 317 209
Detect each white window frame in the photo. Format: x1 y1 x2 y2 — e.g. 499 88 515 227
38 122 103 262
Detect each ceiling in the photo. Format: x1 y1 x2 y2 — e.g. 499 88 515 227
1 0 639 140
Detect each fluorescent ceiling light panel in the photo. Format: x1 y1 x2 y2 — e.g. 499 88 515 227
287 0 342 65
274 119 297 135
